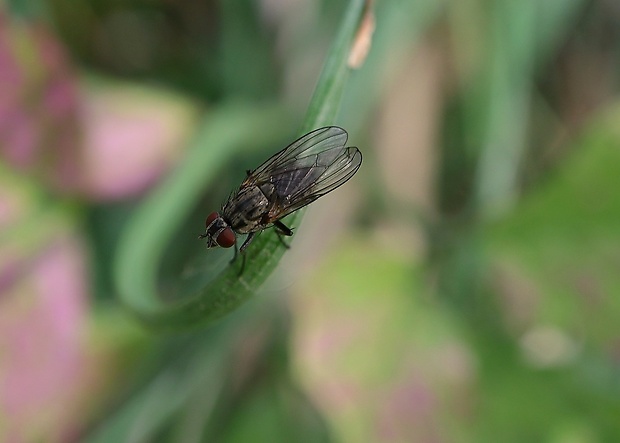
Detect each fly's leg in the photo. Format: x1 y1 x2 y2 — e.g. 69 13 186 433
274 220 293 236
235 232 257 276
239 232 257 253
239 253 246 276
275 232 290 249
273 220 293 249
231 242 248 277
230 241 238 264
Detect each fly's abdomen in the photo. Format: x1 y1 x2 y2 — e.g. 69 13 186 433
223 186 270 233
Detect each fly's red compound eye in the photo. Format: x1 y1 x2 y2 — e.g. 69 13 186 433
216 228 236 248
206 212 219 227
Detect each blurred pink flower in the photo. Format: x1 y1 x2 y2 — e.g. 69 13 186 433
0 15 82 192
79 82 198 200
0 13 199 201
0 235 92 442
0 170 97 442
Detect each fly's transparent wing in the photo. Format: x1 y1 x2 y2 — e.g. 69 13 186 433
244 127 349 186
267 145 362 220
242 126 362 221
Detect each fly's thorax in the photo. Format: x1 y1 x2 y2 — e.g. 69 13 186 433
223 185 271 233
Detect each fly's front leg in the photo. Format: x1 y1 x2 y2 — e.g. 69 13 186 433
239 253 246 276
230 241 247 277
239 232 257 253
236 232 257 276
273 220 293 249
229 241 238 264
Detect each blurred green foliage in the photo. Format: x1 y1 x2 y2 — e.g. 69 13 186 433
2 0 620 442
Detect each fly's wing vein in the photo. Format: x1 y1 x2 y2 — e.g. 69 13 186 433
268 146 362 220
242 126 361 222
244 126 348 186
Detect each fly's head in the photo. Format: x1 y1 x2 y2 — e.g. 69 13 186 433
199 212 236 248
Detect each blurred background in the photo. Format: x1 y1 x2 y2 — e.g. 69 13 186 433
2 0 620 441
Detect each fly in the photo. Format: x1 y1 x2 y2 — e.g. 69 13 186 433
199 126 362 272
